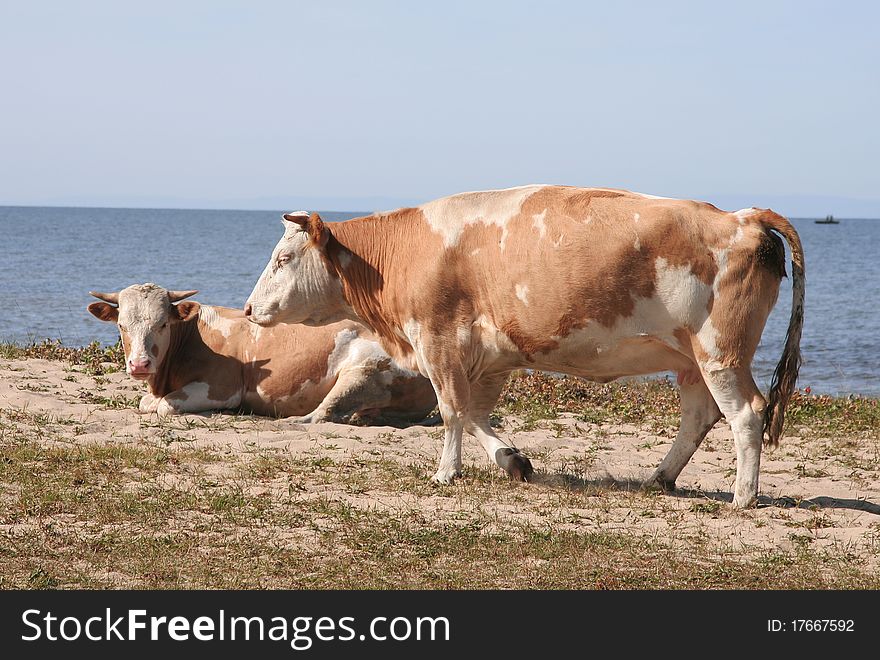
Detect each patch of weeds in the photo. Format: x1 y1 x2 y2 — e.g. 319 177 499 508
689 500 723 515
0 339 125 375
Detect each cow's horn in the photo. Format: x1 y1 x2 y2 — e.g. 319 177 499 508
168 289 199 302
89 291 119 304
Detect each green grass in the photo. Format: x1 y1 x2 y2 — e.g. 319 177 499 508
0 339 125 375
2 347 880 589
1 434 878 589
499 371 681 431
500 371 880 438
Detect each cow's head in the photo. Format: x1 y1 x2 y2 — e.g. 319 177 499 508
245 211 349 327
87 283 200 379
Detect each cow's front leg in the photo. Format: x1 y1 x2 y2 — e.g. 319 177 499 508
154 382 242 417
406 331 468 484
432 398 464 483
138 392 160 413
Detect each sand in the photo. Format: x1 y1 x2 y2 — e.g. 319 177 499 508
2 356 879 577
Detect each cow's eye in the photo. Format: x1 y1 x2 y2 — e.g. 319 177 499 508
118 324 127 332
276 254 292 268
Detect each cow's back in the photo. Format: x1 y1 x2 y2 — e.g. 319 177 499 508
336 186 776 370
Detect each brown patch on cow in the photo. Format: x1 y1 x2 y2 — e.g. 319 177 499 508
498 318 560 358
307 212 330 248
326 208 437 363
672 327 697 358
706 222 785 367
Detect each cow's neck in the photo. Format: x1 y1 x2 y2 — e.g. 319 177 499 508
146 318 197 398
326 217 413 358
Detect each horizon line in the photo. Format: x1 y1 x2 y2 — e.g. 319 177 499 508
1 200 879 220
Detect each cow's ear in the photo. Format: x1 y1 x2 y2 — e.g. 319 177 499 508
173 301 200 322
88 302 118 322
307 212 329 248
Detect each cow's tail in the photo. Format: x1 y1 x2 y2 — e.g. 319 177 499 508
757 210 805 448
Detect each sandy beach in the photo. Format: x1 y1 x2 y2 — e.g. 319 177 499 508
1 354 878 588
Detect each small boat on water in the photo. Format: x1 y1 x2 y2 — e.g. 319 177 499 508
815 214 840 224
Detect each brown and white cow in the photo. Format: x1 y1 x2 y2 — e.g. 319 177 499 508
244 185 804 508
88 283 436 421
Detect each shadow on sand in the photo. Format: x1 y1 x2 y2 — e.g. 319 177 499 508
532 472 880 515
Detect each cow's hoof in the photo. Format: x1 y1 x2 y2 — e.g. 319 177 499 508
431 468 460 485
733 492 758 509
496 448 534 482
155 401 178 418
644 472 676 493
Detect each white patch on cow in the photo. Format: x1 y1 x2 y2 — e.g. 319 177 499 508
539 256 714 379
515 284 529 306
162 381 240 415
470 248 481 257
654 257 713 329
633 237 641 251
633 212 640 222
629 190 673 200
255 382 272 403
457 325 471 346
532 210 547 238
419 184 547 249
321 328 362 380
734 208 759 223
696 317 723 368
198 305 237 339
337 249 352 268
709 225 744 296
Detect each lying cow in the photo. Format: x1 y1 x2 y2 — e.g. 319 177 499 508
87 283 437 421
244 185 805 508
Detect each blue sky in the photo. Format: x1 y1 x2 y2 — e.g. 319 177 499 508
1 1 878 215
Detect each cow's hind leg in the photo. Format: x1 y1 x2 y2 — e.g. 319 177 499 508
464 373 533 481
294 367 391 424
646 376 721 492
700 366 767 508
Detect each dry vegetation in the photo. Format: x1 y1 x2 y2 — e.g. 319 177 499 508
1 341 878 589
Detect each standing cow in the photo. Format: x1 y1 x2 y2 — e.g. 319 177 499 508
88 283 436 422
244 185 804 508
